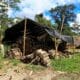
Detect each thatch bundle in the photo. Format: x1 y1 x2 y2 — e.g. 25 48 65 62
5 48 22 59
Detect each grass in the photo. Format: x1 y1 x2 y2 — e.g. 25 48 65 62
51 53 80 73
0 52 4 69
0 52 45 71
0 50 80 73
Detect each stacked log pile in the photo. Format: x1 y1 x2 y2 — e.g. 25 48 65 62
21 49 51 67
5 47 72 66
6 48 51 67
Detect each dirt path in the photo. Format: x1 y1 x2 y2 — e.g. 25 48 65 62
0 61 80 80
0 66 80 80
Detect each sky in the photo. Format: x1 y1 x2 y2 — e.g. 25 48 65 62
8 0 80 24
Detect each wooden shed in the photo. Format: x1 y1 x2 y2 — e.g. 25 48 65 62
2 18 67 56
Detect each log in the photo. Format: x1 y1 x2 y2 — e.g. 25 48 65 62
5 48 22 59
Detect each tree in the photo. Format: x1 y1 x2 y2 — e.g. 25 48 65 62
50 4 76 33
0 0 20 28
49 4 76 59
0 0 21 36
35 14 52 27
0 0 20 56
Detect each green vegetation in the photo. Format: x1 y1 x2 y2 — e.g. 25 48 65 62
35 14 52 27
1 51 80 73
0 0 21 44
51 53 80 73
0 52 4 69
0 51 45 71
49 4 76 33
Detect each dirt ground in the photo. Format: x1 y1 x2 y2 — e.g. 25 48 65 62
0 63 80 80
0 60 79 80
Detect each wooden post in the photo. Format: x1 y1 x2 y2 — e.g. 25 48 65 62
54 37 59 59
23 19 27 56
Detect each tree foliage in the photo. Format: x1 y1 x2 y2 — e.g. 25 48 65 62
48 4 76 58
0 0 20 30
49 4 76 33
5 0 20 10
35 14 52 27
0 0 20 41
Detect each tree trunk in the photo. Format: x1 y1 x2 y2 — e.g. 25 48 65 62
0 22 4 57
54 15 65 59
54 38 59 59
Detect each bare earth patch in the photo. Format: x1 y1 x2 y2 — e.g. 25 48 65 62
0 60 80 80
0 63 80 80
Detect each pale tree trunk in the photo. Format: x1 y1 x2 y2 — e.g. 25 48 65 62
54 38 59 59
0 22 4 57
0 44 4 57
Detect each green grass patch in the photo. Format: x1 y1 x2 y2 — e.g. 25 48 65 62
51 53 80 73
0 52 5 69
1 47 80 73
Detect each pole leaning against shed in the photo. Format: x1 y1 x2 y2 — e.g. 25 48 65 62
23 19 27 57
